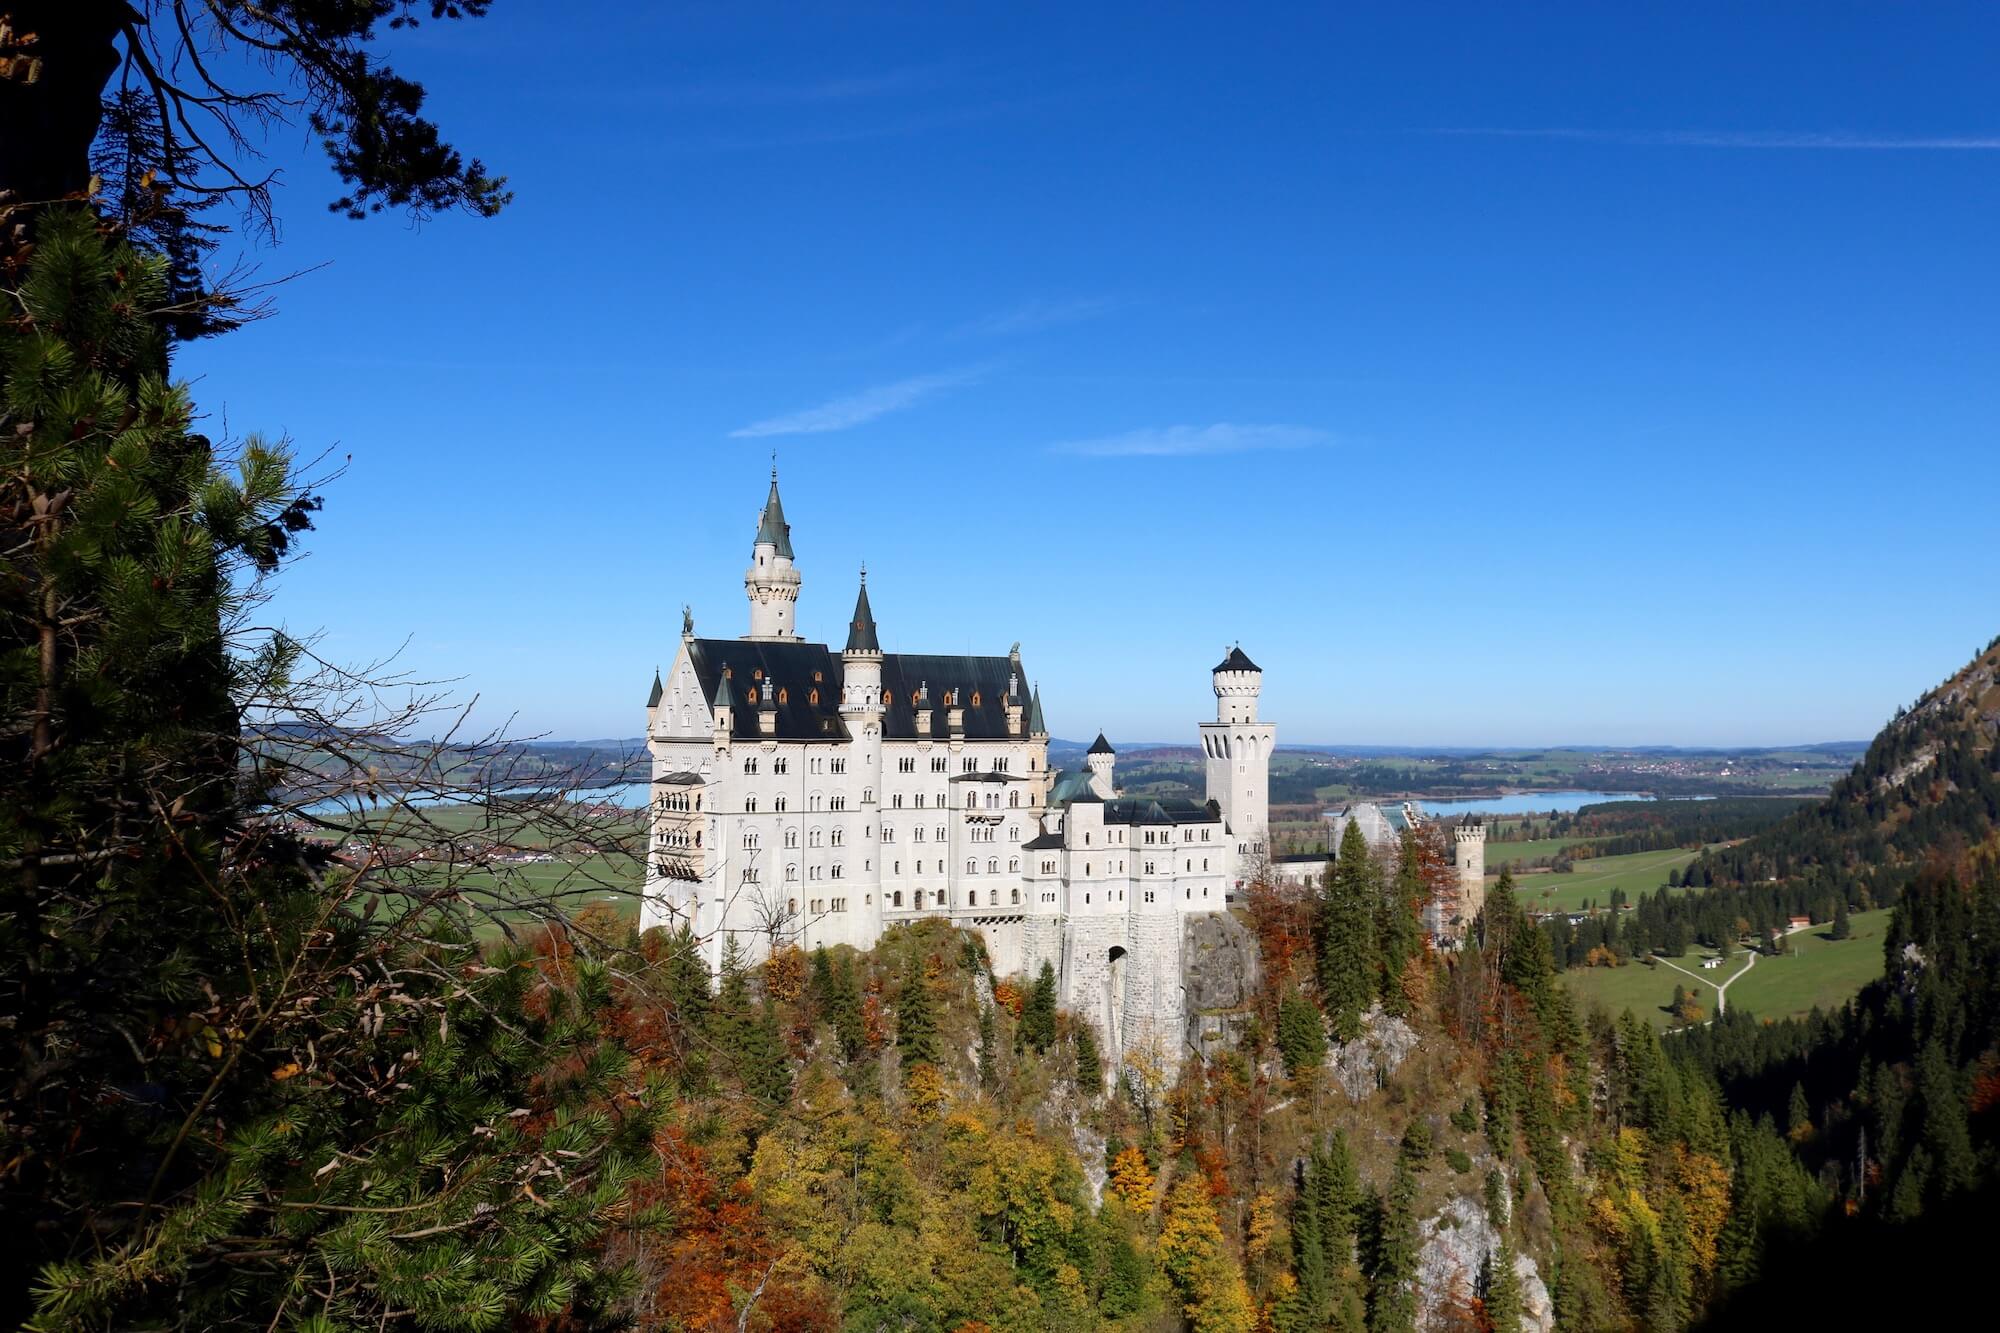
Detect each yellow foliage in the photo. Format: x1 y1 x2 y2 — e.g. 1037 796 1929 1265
906 1062 947 1119
1158 1178 1223 1291
1673 1144 1732 1278
1245 1190 1279 1264
1108 1145 1157 1211
764 945 806 1002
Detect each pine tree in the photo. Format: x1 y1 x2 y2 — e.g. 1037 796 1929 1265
712 936 792 1107
1320 821 1381 1042
1277 991 1327 1076
978 1003 999 1088
1830 896 1852 940
1379 832 1425 1015
1022 960 1059 1052
830 951 866 1062
896 952 942 1080
1483 1237 1522 1333
1075 1021 1104 1096
1368 1156 1420 1333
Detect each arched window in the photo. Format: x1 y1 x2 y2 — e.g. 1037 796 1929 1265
745 686 758 705
808 688 818 706
777 687 788 705
988 889 997 906
862 787 873 803
971 691 981 706
882 689 893 705
1011 888 1020 905
1009 790 1020 807
745 795 757 813
774 795 787 812
893 890 903 907
914 889 925 909
785 864 797 881
743 758 757 775
966 858 977 874
987 859 999 874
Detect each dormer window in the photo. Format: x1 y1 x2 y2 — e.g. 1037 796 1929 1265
809 688 819 706
971 691 981 707
777 687 788 705
883 690 893 706
746 687 758 705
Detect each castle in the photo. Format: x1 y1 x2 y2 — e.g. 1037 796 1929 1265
639 470 1283 1059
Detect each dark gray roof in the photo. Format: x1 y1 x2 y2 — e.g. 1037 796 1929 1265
880 653 1029 741
684 639 1031 744
1088 732 1115 755
845 575 880 653
1028 684 1047 735
646 670 663 708
1214 645 1261 674
688 639 846 743
711 665 734 710
1104 796 1220 826
754 472 794 558
1023 830 1064 850
654 771 704 786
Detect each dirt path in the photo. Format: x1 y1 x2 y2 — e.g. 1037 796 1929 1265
1656 951 1756 1015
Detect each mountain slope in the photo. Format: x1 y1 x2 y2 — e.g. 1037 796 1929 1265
1705 635 2000 893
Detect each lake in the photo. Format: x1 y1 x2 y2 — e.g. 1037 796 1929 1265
1398 790 1664 817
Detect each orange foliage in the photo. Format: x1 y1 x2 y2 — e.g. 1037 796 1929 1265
991 980 1024 1018
1244 877 1315 1003
625 1126 833 1333
860 992 888 1050
1970 1053 2000 1115
764 946 806 1004
1108 1145 1157 1210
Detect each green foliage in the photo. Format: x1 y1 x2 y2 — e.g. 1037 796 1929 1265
710 936 792 1108
1022 960 1059 1053
1276 991 1326 1077
1379 832 1426 1015
1482 1235 1521 1333
895 952 941 1080
1319 821 1382 1041
1074 1021 1104 1097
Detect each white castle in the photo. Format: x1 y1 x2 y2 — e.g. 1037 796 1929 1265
639 470 1278 1058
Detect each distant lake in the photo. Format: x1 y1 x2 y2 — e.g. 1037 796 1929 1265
1399 791 1666 817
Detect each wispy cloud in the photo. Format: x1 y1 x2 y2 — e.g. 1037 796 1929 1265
665 67 953 107
1051 423 1329 458
730 367 987 438
952 296 1121 340
1433 127 2000 150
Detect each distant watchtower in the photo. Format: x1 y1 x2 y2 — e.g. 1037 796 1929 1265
1453 822 1488 932
1199 645 1275 871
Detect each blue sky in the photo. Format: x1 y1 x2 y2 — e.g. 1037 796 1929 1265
180 2 2000 746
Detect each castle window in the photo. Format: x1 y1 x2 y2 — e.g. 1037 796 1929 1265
774 757 788 774
753 669 763 681
774 795 787 812
883 689 893 705
808 688 818 706
743 758 757 775
777 688 788 705
1009 858 1019 873
987 859 999 874
1009 791 1020 807
745 687 758 705
813 671 823 683
914 889 924 909
862 787 873 803
894 891 903 907
989 889 997 906
967 859 977 874
1085 893 1090 904
971 691 981 707
745 795 757 813
1011 888 1020 904
785 864 797 881
893 794 903 809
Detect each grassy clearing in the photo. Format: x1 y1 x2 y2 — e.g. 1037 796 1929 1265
1559 907 1895 1031
1506 847 1701 913
1486 837 1596 868
1727 909 1892 1022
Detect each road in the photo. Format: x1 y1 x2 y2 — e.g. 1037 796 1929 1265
1656 950 1756 1015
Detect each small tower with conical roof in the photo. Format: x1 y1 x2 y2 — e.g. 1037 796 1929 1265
1199 644 1276 876
840 568 883 713
744 467 802 640
1086 732 1116 799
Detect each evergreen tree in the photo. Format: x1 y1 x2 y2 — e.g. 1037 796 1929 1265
1379 831 1425 1015
1277 991 1327 1076
1787 1082 1812 1140
1320 821 1382 1042
1830 896 1852 940
712 936 792 1107
896 952 942 1079
1022 960 1059 1052
1074 1022 1104 1096
1367 1156 1420 1333
1483 1238 1521 1333
830 951 865 1062
809 944 837 1018
978 1003 999 1088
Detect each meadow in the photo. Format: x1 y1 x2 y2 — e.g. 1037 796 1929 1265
1560 908 1894 1031
1507 846 1701 914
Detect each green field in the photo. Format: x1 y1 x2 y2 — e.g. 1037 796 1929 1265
1726 909 1892 1021
1486 837 1598 869
1560 908 1893 1031
1507 847 1700 913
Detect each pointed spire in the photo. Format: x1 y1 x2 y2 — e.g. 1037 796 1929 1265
647 667 663 708
754 465 793 558
1089 732 1116 756
845 565 880 653
713 663 735 710
1028 682 1047 735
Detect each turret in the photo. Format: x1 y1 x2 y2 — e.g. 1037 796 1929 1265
744 467 802 640
712 664 736 750
840 568 883 711
1212 643 1262 725
1086 733 1116 799
757 672 778 737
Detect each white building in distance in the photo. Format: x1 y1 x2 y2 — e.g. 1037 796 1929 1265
639 470 1274 1058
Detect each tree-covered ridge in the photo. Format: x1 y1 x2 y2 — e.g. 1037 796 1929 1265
1697 635 2000 893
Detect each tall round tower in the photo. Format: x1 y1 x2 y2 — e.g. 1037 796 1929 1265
1199 644 1276 877
1452 821 1488 937
744 467 802 640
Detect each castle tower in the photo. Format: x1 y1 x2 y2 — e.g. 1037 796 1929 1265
1453 821 1487 937
744 467 802 640
1086 733 1116 799
1199 645 1275 869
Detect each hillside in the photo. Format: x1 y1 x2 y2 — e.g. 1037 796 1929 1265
1699 635 2000 895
